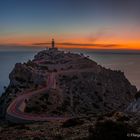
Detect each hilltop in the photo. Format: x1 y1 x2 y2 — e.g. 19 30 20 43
0 47 137 118
0 46 139 139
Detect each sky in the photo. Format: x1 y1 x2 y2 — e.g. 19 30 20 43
0 0 140 50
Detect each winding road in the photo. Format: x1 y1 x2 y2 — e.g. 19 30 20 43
6 58 96 123
6 72 68 123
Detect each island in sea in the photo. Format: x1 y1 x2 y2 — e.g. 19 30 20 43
0 39 140 140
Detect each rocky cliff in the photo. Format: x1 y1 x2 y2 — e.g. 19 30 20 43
0 49 137 118
126 91 140 113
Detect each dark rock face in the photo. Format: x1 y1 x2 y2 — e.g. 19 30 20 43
0 49 137 118
56 69 137 115
126 91 140 113
9 63 46 87
0 62 47 118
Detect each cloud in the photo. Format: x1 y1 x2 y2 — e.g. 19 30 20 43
87 28 116 43
32 42 119 48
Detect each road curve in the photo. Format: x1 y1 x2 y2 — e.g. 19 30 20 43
6 73 69 123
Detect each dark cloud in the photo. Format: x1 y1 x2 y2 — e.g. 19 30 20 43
33 42 119 48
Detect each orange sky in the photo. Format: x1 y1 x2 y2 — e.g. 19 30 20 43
1 0 140 51
0 24 140 50
0 34 140 50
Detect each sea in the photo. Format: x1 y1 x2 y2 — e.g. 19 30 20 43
0 48 140 95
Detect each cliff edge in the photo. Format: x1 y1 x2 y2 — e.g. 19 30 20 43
0 48 137 118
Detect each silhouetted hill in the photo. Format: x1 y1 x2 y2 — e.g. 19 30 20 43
0 48 138 139
0 49 137 118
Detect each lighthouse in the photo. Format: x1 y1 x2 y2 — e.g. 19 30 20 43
50 38 58 51
52 38 55 49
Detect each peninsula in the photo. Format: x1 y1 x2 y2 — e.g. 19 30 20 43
0 39 139 139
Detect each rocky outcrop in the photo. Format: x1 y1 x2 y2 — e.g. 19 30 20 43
0 48 137 118
9 63 46 87
25 49 137 116
55 69 137 115
126 91 140 113
0 62 47 118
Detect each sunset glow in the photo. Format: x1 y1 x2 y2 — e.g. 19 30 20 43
0 0 140 50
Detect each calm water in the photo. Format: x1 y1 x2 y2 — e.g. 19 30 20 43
0 49 140 95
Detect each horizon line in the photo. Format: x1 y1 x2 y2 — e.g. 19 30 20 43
0 42 140 51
